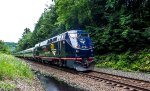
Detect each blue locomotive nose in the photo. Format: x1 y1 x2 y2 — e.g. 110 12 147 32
76 38 93 57
68 30 94 58
76 49 93 58
78 38 92 49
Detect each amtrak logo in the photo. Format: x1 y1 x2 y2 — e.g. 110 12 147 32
80 39 85 44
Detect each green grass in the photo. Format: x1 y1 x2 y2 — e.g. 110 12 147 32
0 82 16 90
95 49 150 72
0 53 34 90
0 53 33 80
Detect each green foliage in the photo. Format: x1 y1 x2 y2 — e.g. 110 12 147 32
0 53 33 80
16 28 32 51
56 0 92 29
0 82 16 91
0 40 10 54
30 5 59 47
5 42 17 53
96 49 150 72
16 0 150 55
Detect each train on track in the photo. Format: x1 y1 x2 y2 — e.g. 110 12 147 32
15 30 94 71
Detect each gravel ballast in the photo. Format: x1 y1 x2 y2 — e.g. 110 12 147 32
24 60 129 91
15 77 44 91
94 68 150 82
0 77 44 91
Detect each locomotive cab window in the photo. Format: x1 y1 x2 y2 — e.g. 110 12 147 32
69 33 77 38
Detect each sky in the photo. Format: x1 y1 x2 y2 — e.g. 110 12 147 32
0 0 53 43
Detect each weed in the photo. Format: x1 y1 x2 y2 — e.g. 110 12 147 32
0 53 33 80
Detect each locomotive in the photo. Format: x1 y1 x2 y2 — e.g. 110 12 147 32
15 30 94 71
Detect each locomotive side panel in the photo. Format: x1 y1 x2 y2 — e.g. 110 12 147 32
59 40 66 58
64 33 76 58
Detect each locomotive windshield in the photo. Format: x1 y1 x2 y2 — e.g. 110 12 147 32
69 33 89 38
68 32 92 49
69 33 77 38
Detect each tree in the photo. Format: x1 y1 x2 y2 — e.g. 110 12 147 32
0 40 10 54
16 28 32 51
16 0 150 54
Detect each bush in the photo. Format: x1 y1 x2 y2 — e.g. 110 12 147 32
95 49 150 72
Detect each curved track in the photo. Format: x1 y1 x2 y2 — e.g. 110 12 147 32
19 58 150 91
79 71 150 91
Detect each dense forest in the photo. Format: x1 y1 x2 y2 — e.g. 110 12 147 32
16 0 150 71
16 0 150 54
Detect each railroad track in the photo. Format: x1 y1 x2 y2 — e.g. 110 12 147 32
79 71 150 91
21 58 150 91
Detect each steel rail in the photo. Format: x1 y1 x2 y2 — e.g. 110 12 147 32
80 71 150 91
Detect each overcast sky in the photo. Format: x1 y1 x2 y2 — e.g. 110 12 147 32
0 0 53 43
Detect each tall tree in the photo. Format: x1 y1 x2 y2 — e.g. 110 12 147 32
16 28 32 51
16 0 150 54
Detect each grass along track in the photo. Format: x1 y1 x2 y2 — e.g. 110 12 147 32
0 53 34 90
0 53 33 80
